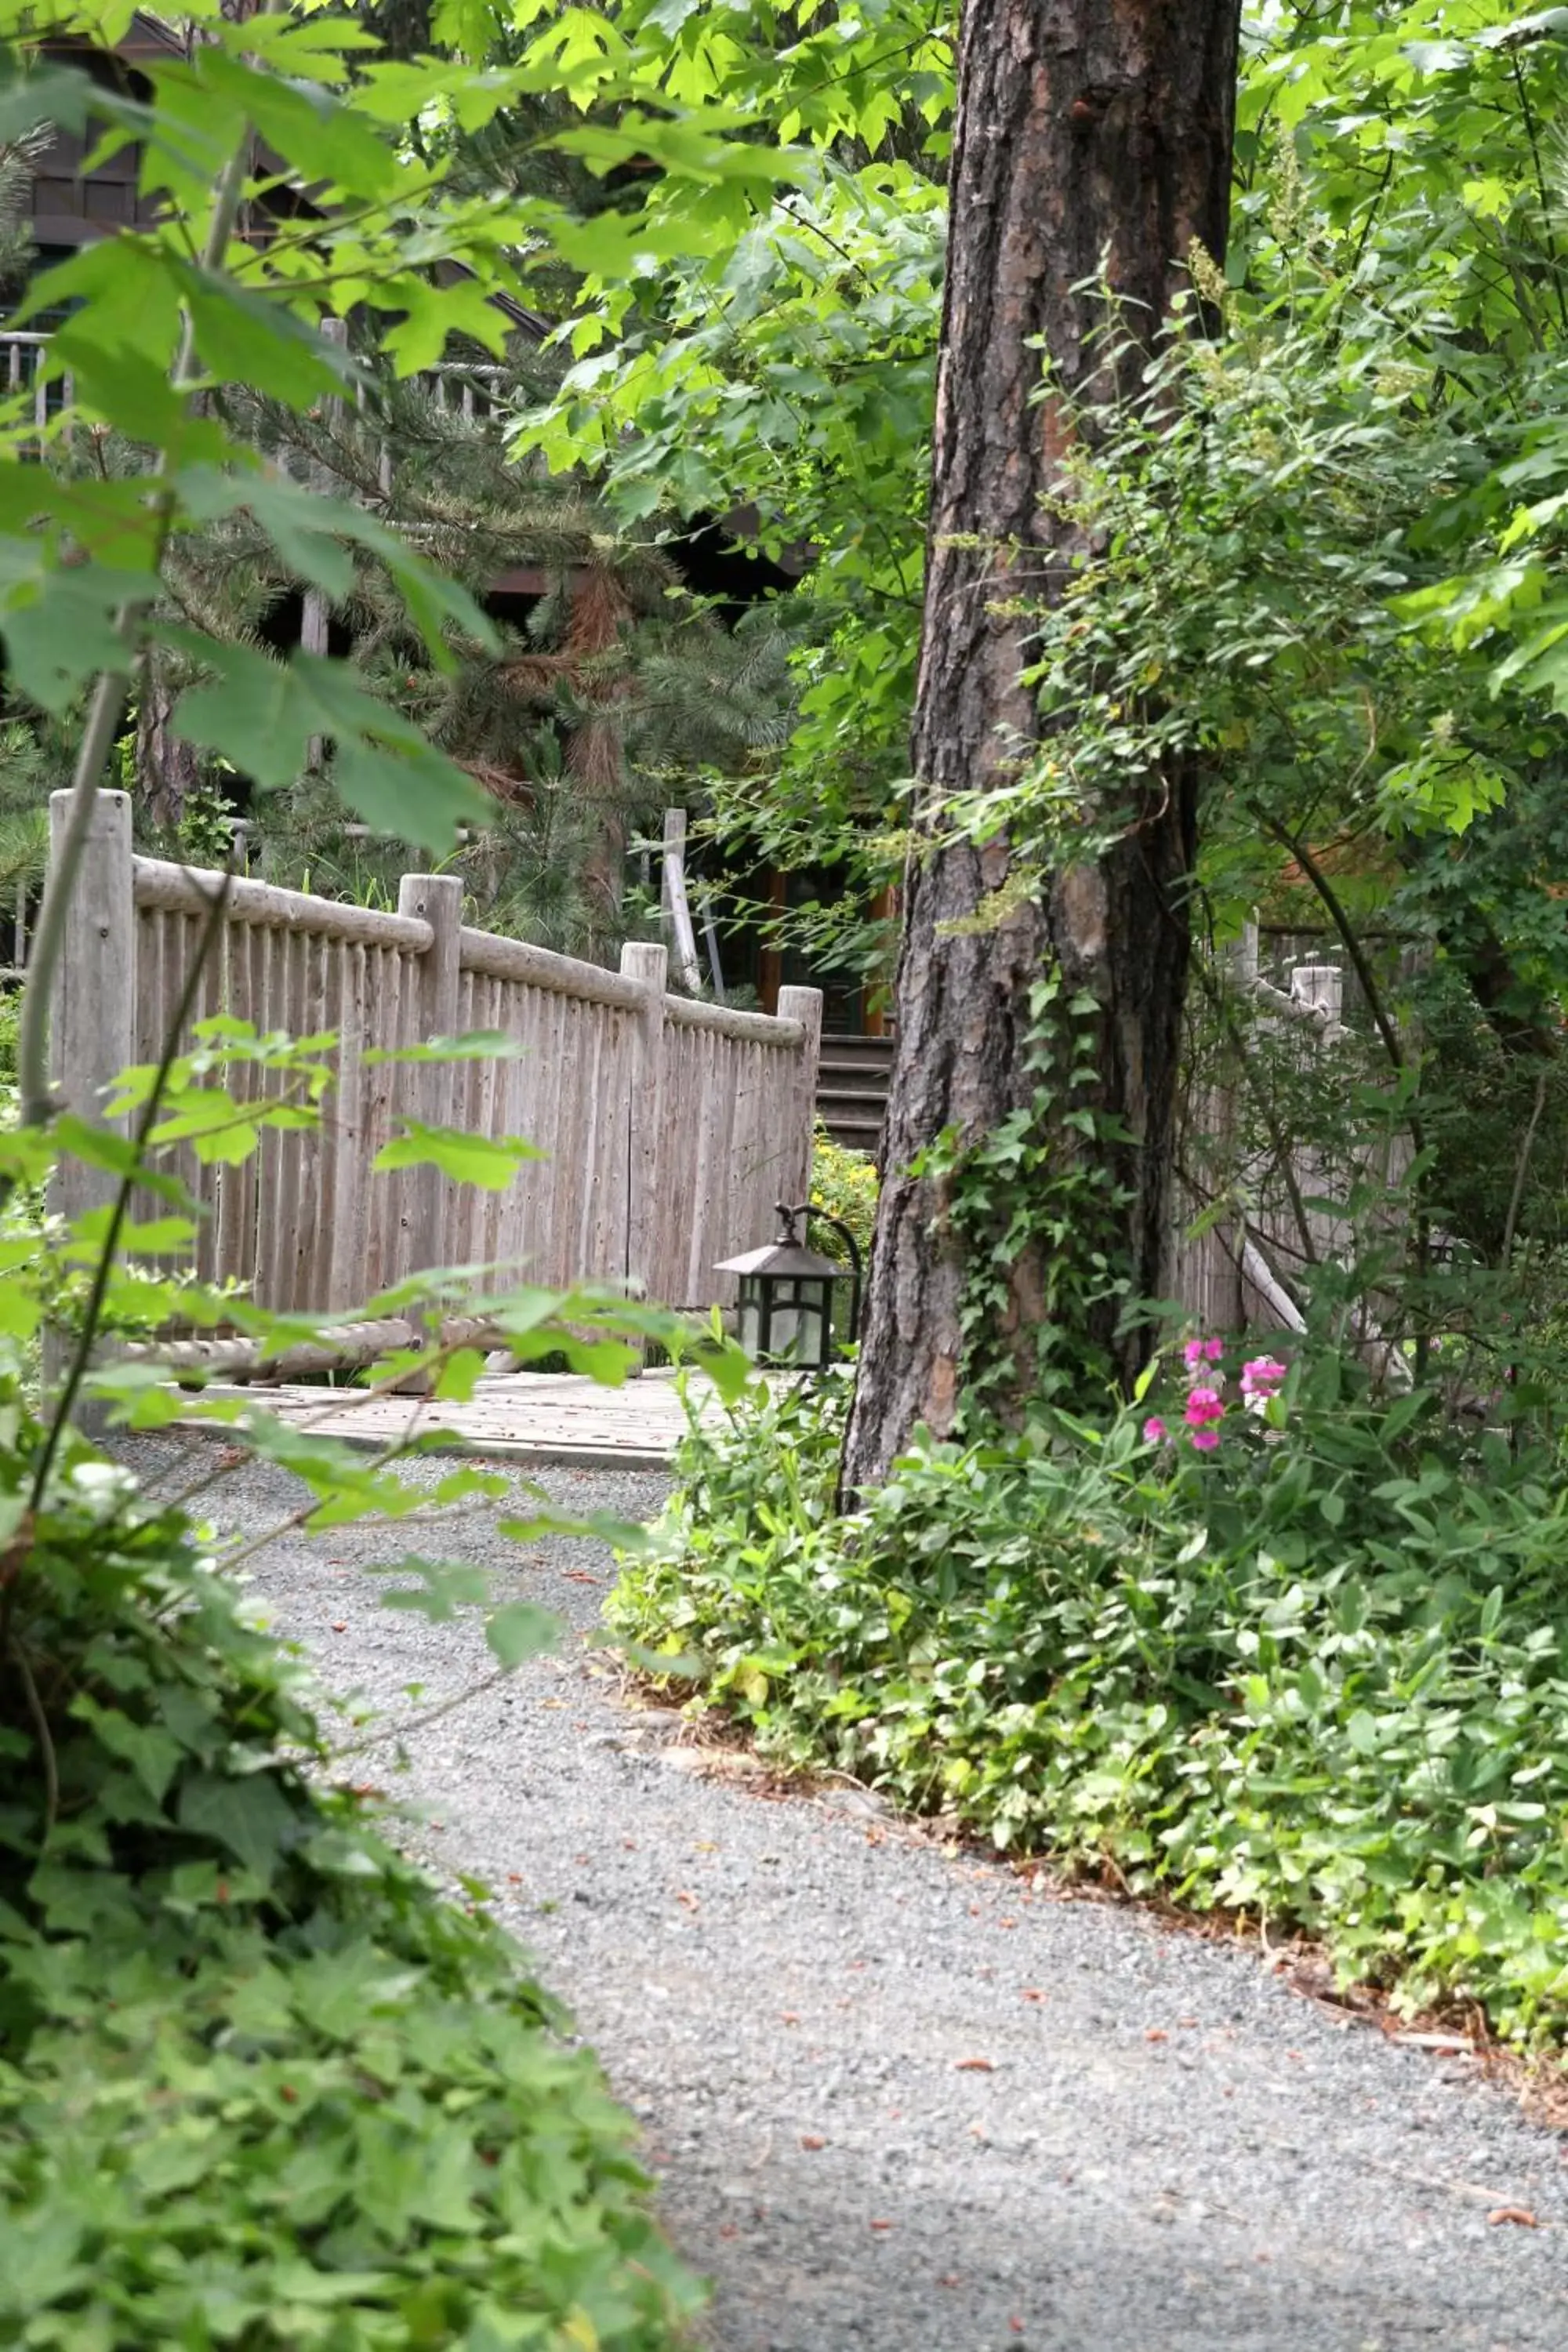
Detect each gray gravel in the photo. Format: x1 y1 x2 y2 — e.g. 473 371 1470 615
125 1436 1568 2350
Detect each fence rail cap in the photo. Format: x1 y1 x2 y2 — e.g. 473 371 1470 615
666 994 806 1046
459 925 647 1009
132 858 435 952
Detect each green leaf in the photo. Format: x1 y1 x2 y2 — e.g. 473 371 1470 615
373 1123 543 1188
0 60 145 153
169 644 492 848
331 735 492 849
53 1118 193 1207
486 1601 561 1668
376 1555 492 1617
0 2209 89 2318
172 469 499 662
0 1282 42 1339
181 270 348 408
434 1348 488 1402
72 1698 183 1806
0 565 152 713
177 1769 301 1885
362 1031 526 1065
1346 1709 1380 1757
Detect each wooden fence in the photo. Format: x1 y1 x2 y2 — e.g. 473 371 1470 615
48 792 822 1316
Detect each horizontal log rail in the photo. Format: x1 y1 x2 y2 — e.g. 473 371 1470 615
666 994 806 1047
132 857 435 952
458 926 644 1010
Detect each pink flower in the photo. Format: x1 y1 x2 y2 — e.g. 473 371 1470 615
1182 1335 1225 1372
1190 1428 1221 1453
1240 1356 1287 1418
1184 1385 1225 1429
1142 1416 1167 1444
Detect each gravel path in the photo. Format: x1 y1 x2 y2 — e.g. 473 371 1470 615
130 1439 1568 2351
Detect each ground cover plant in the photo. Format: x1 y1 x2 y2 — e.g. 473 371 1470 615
613 1350 1568 2050
0 996 739 2345
0 1383 702 2352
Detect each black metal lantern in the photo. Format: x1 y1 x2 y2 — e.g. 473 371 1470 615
715 1202 863 1371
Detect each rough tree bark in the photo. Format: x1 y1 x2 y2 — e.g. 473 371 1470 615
136 658 205 830
843 0 1243 1490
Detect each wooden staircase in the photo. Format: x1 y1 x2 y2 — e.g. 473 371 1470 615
815 1032 894 1155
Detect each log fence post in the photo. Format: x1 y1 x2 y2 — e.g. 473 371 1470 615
395 871 463 1279
776 982 823 1212
620 939 667 1313
47 786 136 1229
660 808 704 995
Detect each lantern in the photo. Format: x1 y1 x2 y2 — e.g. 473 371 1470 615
715 1202 862 1371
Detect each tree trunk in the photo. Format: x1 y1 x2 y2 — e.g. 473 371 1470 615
136 659 203 832
843 0 1242 1489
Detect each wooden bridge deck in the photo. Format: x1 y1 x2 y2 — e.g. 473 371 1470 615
201 1368 735 1470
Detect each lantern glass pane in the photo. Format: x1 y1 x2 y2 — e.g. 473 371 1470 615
769 1279 803 1362
737 1279 764 1362
795 1283 828 1369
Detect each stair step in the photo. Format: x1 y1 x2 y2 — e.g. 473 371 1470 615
818 1082 889 1105
815 1030 891 1154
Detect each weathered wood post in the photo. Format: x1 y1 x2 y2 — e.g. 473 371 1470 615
42 787 136 1411
47 786 135 1228
395 872 463 1280
620 941 667 1316
776 982 823 1213
660 808 705 995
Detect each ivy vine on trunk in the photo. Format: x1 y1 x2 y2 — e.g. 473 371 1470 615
843 0 1243 1490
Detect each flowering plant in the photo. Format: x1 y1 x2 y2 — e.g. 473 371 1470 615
1141 1338 1291 1456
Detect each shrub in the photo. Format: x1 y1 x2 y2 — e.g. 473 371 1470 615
0 987 18 1094
612 1352 1568 2046
808 1126 877 1266
0 1383 702 2349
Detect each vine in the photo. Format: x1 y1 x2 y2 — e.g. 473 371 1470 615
915 965 1132 1425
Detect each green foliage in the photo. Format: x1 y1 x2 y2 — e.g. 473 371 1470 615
515 159 938 855
0 4 545 856
141 376 799 960
911 973 1131 1417
614 1360 1568 2047
0 1002 746 2345
0 1377 701 2349
492 0 948 964
0 17 782 2339
504 0 1568 1147
808 1123 877 1266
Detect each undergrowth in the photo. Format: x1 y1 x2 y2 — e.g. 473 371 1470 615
0 1388 700 2350
808 1126 877 1267
611 1356 1568 2050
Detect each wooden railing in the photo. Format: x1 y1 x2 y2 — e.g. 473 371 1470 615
0 325 502 469
1165 935 1410 1338
47 792 822 1316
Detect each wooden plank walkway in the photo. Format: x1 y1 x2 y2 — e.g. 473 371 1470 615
200 1369 736 1470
